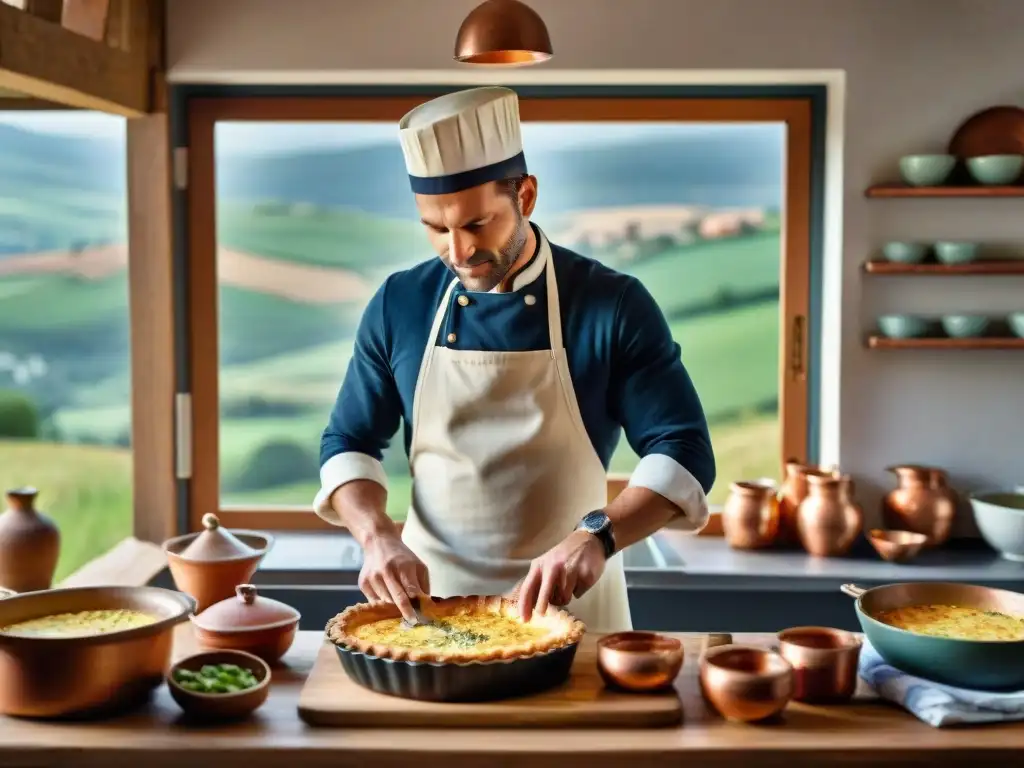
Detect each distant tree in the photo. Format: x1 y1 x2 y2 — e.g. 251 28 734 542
0 390 40 438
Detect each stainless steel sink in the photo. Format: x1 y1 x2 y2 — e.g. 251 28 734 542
623 535 684 569
255 531 681 587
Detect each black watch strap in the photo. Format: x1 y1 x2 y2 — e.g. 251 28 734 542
577 510 616 559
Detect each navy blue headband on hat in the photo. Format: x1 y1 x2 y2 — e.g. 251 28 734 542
407 151 528 195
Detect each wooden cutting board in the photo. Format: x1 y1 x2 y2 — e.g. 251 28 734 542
297 634 683 728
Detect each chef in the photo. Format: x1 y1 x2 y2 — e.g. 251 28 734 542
314 86 715 632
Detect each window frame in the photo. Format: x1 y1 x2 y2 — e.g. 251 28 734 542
180 91 817 534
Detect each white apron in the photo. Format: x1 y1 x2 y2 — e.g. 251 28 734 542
402 247 632 632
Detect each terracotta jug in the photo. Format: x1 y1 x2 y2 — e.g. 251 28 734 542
0 487 60 592
778 461 833 543
795 473 863 557
722 481 780 550
882 465 956 546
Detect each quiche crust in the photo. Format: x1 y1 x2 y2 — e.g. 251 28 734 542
326 594 585 664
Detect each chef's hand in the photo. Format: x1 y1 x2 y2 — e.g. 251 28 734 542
516 530 605 622
358 533 430 623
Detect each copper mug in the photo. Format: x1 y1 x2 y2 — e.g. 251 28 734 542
722 481 780 550
776 626 862 703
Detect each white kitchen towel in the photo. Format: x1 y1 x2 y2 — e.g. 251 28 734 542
859 639 1024 727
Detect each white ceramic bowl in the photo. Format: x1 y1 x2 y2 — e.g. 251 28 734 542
970 491 1024 562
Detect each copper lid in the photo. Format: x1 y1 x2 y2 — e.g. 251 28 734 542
179 513 259 561
191 584 300 632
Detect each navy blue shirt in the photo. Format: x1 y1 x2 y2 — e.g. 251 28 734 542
318 226 716 510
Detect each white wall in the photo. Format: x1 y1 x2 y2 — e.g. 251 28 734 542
166 0 1024 531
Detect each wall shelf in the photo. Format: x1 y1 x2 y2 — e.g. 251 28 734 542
867 336 1024 350
863 260 1024 275
865 184 1024 198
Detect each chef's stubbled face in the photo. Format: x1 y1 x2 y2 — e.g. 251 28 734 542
415 176 537 292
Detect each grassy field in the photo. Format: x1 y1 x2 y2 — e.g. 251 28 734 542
0 440 132 583
218 203 424 277
628 232 780 316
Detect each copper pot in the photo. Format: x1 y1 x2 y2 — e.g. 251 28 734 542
795 473 863 557
163 513 273 612
0 586 195 718
699 644 794 722
882 465 957 546
596 631 684 692
722 481 780 550
776 626 862 704
778 461 832 543
191 584 300 664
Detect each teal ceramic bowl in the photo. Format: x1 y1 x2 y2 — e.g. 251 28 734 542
934 241 979 265
881 242 929 263
941 315 989 338
966 155 1024 185
877 315 930 339
1009 313 1024 338
842 582 1024 691
970 492 1024 562
899 154 955 187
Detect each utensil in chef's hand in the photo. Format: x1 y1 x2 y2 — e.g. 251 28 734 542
400 594 454 634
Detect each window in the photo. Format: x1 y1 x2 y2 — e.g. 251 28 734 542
0 108 132 577
185 95 812 532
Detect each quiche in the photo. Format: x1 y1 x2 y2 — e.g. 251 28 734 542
326 595 585 664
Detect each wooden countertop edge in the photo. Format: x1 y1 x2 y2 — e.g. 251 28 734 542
0 629 1021 766
0 745 1016 768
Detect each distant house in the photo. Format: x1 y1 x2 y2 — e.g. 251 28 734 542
553 204 710 248
697 208 766 239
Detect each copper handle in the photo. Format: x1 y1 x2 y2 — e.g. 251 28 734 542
840 583 865 599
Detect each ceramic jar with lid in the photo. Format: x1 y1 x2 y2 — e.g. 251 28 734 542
191 584 301 664
162 513 273 612
0 487 60 592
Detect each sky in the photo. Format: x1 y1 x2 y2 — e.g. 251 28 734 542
0 110 781 155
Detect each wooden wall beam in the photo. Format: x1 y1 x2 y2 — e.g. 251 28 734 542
0 0 156 115
126 112 177 544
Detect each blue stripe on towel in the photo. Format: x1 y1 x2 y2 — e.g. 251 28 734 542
859 640 1024 727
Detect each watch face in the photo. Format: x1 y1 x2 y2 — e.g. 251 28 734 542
582 510 608 532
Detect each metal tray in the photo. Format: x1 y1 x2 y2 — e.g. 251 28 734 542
333 641 579 702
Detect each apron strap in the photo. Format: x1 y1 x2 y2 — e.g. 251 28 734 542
411 276 460 435
542 246 562 351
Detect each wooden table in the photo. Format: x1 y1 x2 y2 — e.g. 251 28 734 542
0 627 1020 767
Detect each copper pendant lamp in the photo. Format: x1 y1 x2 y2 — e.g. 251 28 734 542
454 0 553 65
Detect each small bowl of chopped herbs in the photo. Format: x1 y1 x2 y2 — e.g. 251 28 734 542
167 649 271 720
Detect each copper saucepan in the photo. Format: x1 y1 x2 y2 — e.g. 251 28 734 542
0 585 196 718
841 581 1024 690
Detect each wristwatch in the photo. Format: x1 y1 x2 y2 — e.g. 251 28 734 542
576 510 616 559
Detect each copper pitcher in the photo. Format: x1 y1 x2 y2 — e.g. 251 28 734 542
778 461 834 543
796 473 863 557
882 465 957 546
722 482 780 550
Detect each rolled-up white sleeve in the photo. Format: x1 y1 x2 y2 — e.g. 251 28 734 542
313 452 389 524
628 453 710 532
610 277 717 533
